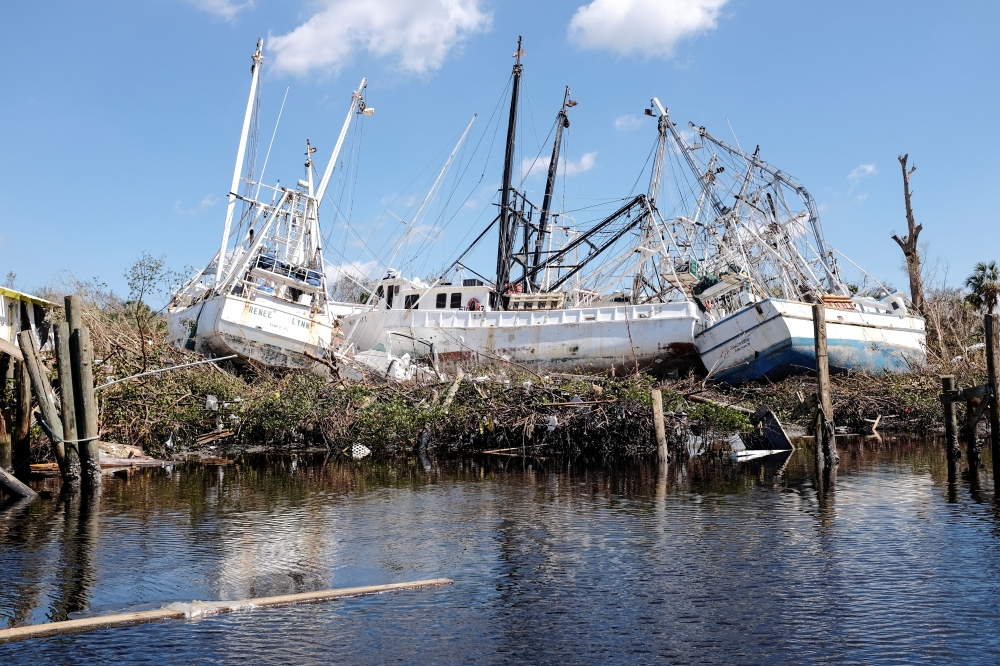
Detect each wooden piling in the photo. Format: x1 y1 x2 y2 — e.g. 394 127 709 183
16 330 65 471
66 295 101 486
651 388 668 464
812 304 838 464
986 314 1000 471
0 354 10 471
55 322 81 482
12 360 31 477
71 327 101 488
65 295 82 340
941 376 961 461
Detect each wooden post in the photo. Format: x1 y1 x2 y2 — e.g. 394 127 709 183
965 394 982 467
71 327 101 488
12 360 32 478
651 388 668 463
55 323 81 482
0 354 11 471
941 376 961 461
16 330 66 472
986 314 1000 472
812 304 838 464
66 295 100 487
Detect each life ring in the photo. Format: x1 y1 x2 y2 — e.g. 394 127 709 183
467 298 481 311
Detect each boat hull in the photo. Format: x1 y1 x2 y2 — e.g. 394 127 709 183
695 298 925 383
339 301 702 375
167 293 335 369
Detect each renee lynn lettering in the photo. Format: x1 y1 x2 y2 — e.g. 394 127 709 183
249 306 273 318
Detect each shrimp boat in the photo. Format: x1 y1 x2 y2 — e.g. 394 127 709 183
644 99 925 383
338 40 701 375
167 40 373 368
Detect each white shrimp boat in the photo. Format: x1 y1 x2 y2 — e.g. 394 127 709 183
696 297 924 383
644 99 926 382
340 274 700 373
338 40 701 375
167 40 373 368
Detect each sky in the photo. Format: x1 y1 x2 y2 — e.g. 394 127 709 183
1 0 998 302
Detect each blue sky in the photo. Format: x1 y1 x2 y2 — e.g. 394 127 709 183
2 0 998 301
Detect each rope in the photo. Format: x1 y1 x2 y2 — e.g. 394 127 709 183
34 415 99 445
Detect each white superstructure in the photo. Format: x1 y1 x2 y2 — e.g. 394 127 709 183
167 40 372 368
340 275 701 374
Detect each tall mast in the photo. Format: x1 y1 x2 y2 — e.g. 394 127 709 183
648 112 668 204
632 110 669 302
651 98 726 219
494 37 524 308
530 86 574 290
315 78 369 205
215 38 263 285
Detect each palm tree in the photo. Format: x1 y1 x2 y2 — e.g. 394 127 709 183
965 261 1000 313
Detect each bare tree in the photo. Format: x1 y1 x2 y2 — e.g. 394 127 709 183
891 154 926 314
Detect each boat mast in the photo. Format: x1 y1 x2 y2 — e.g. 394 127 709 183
530 86 574 290
651 98 727 219
494 37 524 309
631 110 670 301
314 78 369 205
215 38 264 286
648 112 668 205
694 125 846 293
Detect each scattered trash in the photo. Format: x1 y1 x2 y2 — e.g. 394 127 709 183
351 443 372 460
205 395 219 411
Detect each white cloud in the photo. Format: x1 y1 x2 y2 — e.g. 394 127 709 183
521 152 597 180
614 114 644 131
189 0 252 20
848 163 877 184
269 0 492 77
173 194 219 216
568 0 728 58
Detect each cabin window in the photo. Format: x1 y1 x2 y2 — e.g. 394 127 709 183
375 285 384 299
386 286 394 308
450 292 462 309
405 294 420 309
436 293 447 309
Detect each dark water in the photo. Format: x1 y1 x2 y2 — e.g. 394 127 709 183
1 439 999 664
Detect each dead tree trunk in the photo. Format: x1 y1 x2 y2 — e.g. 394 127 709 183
891 154 925 314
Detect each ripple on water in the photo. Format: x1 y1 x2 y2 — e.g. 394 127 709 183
1 442 1000 664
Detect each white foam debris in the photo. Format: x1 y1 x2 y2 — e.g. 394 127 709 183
164 600 260 618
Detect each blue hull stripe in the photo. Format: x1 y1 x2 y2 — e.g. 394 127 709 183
713 336 920 384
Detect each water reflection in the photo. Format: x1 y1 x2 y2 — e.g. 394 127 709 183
1 437 999 663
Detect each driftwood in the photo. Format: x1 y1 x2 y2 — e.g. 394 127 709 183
0 578 452 644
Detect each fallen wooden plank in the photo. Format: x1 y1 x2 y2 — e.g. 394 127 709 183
0 578 453 644
194 431 234 445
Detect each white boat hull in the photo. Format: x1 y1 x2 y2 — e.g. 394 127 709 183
695 298 925 383
340 301 702 374
167 293 335 369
